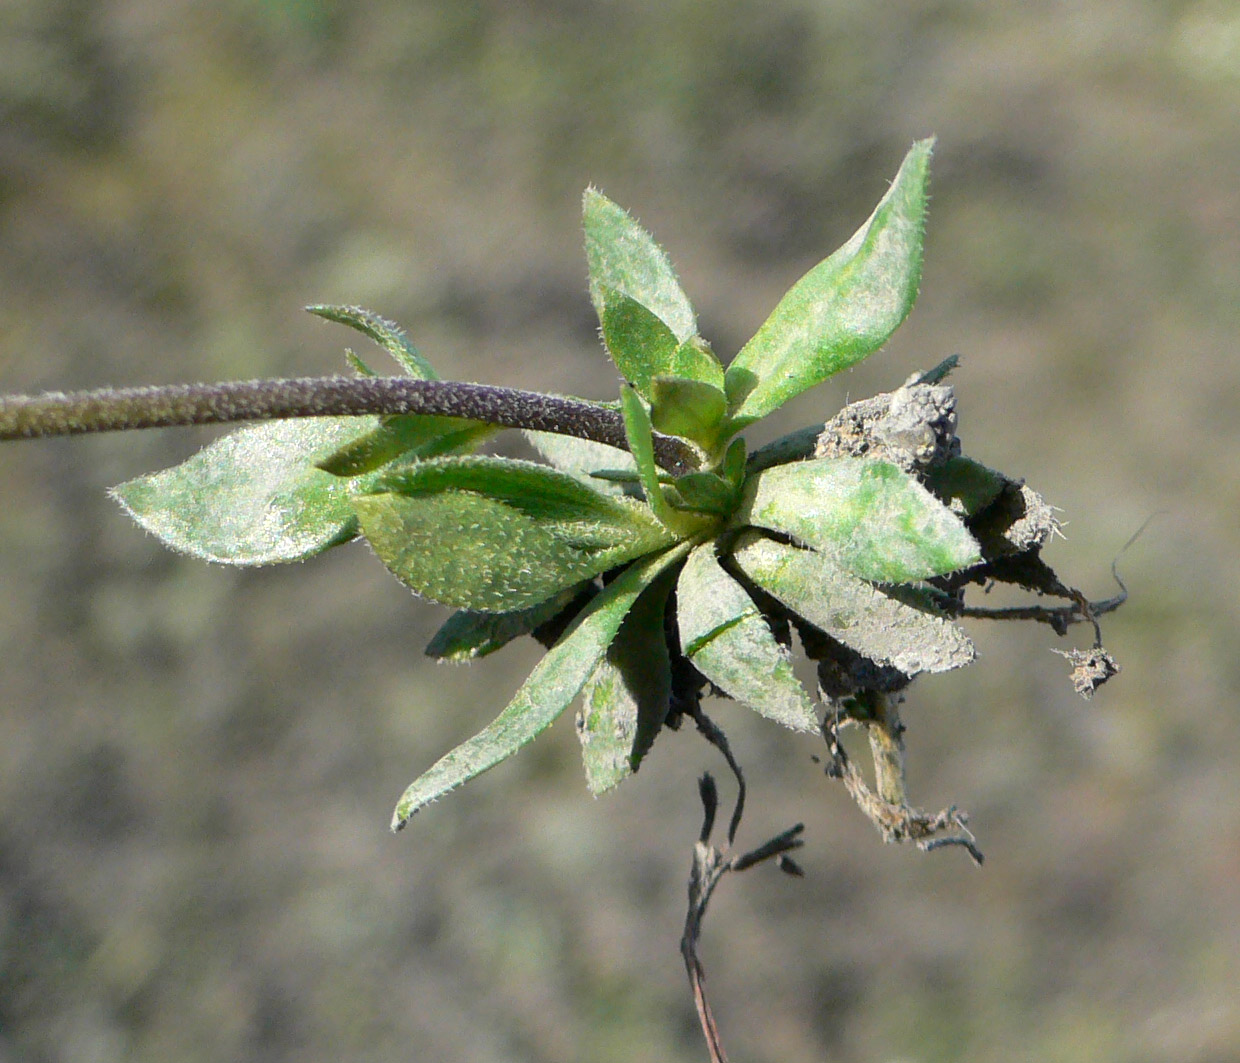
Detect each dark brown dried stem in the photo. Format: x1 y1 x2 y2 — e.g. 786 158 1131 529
681 713 805 1063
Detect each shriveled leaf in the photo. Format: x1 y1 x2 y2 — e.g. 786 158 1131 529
354 456 675 611
392 542 692 828
426 584 592 661
724 140 934 431
112 417 379 565
577 566 676 794
732 532 975 676
306 304 439 379
737 456 980 582
677 543 819 732
583 188 697 343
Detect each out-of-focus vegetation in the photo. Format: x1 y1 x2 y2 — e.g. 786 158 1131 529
1 1 1238 1060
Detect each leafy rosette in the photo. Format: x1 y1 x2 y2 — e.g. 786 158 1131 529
112 140 1042 831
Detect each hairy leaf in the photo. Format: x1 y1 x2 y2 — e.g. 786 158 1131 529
112 417 379 565
677 543 819 732
306 304 439 379
667 471 737 516
732 532 975 676
737 455 980 582
583 189 697 343
724 140 934 430
318 415 493 477
425 584 592 661
922 455 1008 517
649 374 728 452
577 566 676 794
354 456 675 611
620 386 708 537
391 543 692 828
599 289 724 403
306 304 495 475
720 437 748 488
525 429 636 497
599 290 680 393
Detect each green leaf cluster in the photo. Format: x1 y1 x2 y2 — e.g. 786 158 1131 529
113 140 1000 828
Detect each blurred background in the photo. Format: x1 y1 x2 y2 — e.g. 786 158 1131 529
1 1 1237 1060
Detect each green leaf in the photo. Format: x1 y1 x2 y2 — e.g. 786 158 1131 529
620 386 708 537
677 543 819 732
744 425 821 475
354 455 676 611
598 289 725 403
720 437 747 487
724 139 935 431
666 472 736 516
736 456 980 582
317 415 494 477
425 584 592 661
525 429 636 497
583 188 697 343
577 566 676 794
731 532 975 676
306 304 439 379
392 542 693 828
111 417 379 565
599 290 680 393
304 305 497 475
672 336 726 390
649 375 728 452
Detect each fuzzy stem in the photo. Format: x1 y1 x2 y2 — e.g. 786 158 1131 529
0 376 700 474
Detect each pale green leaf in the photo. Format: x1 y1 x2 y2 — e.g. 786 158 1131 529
583 188 697 343
724 140 934 430
354 455 675 611
392 542 692 828
731 532 975 676
677 543 819 732
577 566 675 794
112 417 379 565
736 456 980 582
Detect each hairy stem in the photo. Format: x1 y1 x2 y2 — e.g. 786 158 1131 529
0 376 700 474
